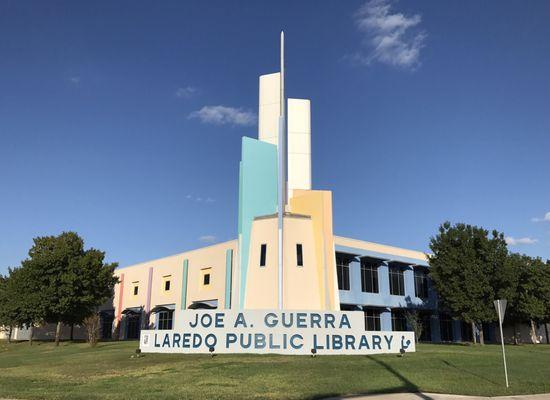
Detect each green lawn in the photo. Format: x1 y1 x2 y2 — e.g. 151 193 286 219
0 340 549 399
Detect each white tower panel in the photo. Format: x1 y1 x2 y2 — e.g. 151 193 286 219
258 72 281 146
287 98 312 199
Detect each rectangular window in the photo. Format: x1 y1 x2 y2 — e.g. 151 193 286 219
336 254 350 291
439 313 453 342
364 308 381 331
360 260 379 293
389 266 405 296
164 279 171 291
157 310 173 330
391 309 407 331
203 273 210 286
419 312 432 342
260 244 267 267
133 284 139 296
414 268 429 299
296 244 303 267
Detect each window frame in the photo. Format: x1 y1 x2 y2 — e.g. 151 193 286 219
336 254 350 291
360 260 379 293
364 308 381 331
260 244 267 267
414 267 429 299
157 310 174 330
391 309 407 331
389 265 405 296
296 244 303 267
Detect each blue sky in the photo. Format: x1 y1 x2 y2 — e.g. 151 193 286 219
1 0 550 273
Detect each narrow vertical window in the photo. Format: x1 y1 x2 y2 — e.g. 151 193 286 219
414 268 429 299
260 244 267 267
336 254 350 291
389 266 405 296
360 260 379 293
296 244 303 267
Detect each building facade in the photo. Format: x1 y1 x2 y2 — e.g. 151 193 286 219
107 35 465 344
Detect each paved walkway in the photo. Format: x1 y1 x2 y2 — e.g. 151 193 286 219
327 393 550 400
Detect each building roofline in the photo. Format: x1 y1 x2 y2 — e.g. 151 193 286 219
115 239 237 271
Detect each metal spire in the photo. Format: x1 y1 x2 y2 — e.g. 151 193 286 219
277 31 286 309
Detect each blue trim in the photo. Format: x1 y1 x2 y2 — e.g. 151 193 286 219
225 249 233 309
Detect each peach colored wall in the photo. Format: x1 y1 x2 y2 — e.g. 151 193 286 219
290 189 340 310
113 240 237 331
243 215 323 309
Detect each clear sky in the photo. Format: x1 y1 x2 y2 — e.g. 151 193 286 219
1 0 550 274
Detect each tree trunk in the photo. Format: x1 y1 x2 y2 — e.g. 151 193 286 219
7 326 12 343
529 319 538 344
513 322 519 345
70 324 74 341
471 322 477 344
545 323 549 344
29 325 34 346
479 323 485 345
55 321 62 346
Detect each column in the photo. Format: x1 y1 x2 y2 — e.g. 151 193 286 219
381 307 392 331
403 265 415 302
378 262 390 297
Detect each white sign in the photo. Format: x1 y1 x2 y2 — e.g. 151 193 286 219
139 310 415 355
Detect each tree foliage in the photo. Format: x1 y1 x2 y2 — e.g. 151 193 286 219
1 232 118 345
429 222 508 329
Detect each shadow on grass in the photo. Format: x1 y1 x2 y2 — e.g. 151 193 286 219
307 356 434 400
440 359 499 386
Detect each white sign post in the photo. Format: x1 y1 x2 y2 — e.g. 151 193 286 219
494 299 509 388
139 310 415 356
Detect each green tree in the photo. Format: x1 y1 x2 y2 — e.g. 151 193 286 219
506 253 550 343
429 222 509 344
0 267 44 345
21 232 118 345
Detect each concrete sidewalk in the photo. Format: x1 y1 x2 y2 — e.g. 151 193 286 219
327 393 550 400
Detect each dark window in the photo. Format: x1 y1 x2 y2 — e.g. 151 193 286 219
203 273 210 285
361 260 379 293
419 312 432 342
296 244 303 267
364 308 381 331
101 313 114 339
439 313 453 342
126 314 141 339
133 285 139 296
157 310 173 330
461 321 473 342
260 244 267 267
389 266 405 296
392 309 407 331
164 280 171 291
336 255 350 291
414 268 429 299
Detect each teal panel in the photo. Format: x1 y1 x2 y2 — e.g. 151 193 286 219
238 137 278 308
225 249 233 309
181 259 188 310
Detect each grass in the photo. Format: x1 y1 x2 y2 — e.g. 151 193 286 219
0 341 549 399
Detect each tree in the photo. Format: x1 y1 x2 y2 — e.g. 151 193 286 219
21 232 118 345
0 267 44 345
404 310 423 343
429 222 509 344
506 253 550 343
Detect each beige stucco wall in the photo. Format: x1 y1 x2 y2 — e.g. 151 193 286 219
243 215 323 310
113 240 237 333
